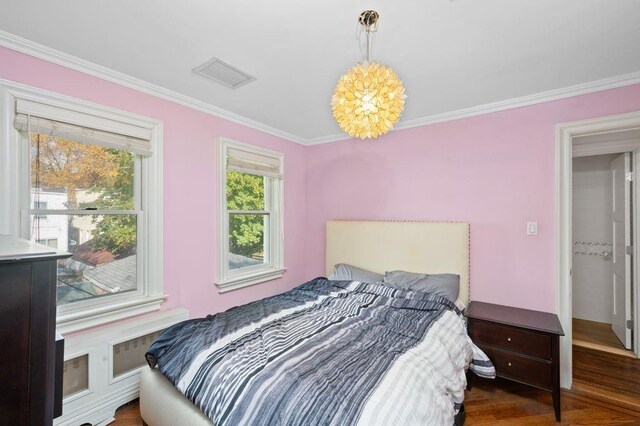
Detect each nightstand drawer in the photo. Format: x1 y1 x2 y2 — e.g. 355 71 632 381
481 345 552 390
469 320 551 359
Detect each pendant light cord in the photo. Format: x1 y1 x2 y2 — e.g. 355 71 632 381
366 29 371 62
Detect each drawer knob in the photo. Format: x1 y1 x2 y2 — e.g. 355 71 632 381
507 337 511 342
508 362 512 367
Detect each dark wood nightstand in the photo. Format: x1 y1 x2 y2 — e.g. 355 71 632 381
466 301 565 422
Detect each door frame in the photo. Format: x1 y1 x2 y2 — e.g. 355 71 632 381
556 111 640 389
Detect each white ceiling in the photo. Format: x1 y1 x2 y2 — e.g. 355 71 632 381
1 0 639 143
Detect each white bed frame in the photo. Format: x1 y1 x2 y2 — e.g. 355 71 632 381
140 220 470 425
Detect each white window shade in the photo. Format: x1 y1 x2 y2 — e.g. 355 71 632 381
227 146 282 178
14 98 152 156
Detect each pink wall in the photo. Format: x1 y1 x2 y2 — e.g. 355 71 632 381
306 84 640 313
3 45 640 315
0 46 308 318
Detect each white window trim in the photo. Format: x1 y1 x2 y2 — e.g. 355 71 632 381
216 137 284 293
0 79 165 334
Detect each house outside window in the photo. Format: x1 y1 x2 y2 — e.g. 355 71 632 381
0 83 164 333
34 200 48 219
36 238 59 248
217 137 284 292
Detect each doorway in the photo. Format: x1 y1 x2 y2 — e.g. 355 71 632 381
571 151 635 357
557 114 640 406
570 146 640 402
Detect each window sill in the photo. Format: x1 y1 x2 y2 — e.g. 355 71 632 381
56 294 166 335
216 268 285 293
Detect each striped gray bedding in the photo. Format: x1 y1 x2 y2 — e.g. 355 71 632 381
146 278 494 426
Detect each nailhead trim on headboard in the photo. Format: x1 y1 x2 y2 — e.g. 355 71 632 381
327 219 471 302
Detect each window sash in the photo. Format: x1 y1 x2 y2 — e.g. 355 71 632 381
23 130 145 310
27 138 143 213
217 138 284 292
225 171 273 273
30 209 139 215
27 210 144 306
226 210 270 215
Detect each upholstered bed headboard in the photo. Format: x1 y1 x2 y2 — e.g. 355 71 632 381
326 220 470 305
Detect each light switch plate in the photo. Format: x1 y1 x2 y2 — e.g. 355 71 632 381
527 222 538 236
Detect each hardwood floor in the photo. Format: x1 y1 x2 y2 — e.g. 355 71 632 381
573 344 640 399
112 400 143 426
572 318 632 356
466 378 640 425
111 378 640 425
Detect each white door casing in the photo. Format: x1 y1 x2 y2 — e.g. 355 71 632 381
556 111 640 389
611 153 633 349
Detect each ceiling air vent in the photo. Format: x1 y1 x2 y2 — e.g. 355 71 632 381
193 57 256 89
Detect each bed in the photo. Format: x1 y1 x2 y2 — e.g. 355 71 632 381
140 221 492 426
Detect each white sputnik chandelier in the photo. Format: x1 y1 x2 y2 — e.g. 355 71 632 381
331 10 406 140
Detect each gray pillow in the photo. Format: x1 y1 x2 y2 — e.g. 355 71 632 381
383 271 460 302
328 264 383 283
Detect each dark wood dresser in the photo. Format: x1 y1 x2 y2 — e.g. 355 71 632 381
466 301 565 422
0 235 70 426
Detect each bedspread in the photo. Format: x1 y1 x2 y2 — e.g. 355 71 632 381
146 278 494 426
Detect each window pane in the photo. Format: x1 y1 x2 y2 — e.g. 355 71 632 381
226 171 265 211
28 132 134 210
30 213 138 305
36 238 59 248
228 213 268 271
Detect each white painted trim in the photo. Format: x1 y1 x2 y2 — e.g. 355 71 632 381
0 30 306 145
217 268 285 293
572 137 640 157
107 325 165 386
56 308 189 426
555 110 640 389
57 295 166 335
0 79 166 333
1 78 162 129
216 137 285 292
306 132 354 146
556 126 575 391
57 382 138 426
0 83 20 234
1 30 640 146
61 348 95 405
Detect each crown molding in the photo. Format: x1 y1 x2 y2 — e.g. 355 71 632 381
0 30 307 145
305 132 353 146
1 29 639 147
307 71 640 145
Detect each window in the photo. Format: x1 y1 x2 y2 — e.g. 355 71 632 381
27 132 139 306
217 138 284 292
0 84 164 333
36 238 59 248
